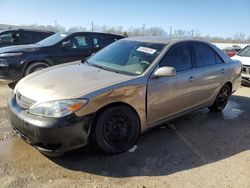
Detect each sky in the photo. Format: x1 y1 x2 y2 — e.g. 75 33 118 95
0 0 249 38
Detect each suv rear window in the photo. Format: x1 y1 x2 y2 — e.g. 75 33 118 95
93 36 114 48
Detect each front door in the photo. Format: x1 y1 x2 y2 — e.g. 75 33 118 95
54 34 94 64
147 42 196 126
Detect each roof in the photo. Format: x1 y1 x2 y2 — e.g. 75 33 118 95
124 36 172 44
57 31 124 38
0 29 54 33
123 36 210 45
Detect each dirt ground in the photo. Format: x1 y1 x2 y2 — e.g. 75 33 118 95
0 80 250 188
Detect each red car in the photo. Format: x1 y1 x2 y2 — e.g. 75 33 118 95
223 49 237 57
223 45 242 57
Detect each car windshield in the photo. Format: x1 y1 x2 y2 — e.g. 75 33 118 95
36 33 69 46
238 46 250 57
87 40 165 75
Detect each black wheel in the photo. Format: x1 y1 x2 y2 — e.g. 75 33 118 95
24 62 49 76
92 105 140 154
209 84 231 112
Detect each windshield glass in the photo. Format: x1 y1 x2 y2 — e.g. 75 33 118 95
87 40 165 75
238 45 250 57
36 33 69 46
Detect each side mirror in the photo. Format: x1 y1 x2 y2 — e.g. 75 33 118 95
153 66 176 78
61 41 70 48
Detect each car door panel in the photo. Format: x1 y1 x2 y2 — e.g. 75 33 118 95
147 42 196 126
191 42 227 107
192 64 226 106
147 69 197 125
51 34 94 65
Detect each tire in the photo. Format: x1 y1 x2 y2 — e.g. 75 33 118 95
92 105 140 154
209 84 231 112
24 62 50 76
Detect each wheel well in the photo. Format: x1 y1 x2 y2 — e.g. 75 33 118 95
225 81 232 94
23 60 51 76
90 102 141 134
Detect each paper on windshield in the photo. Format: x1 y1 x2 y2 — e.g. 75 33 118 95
137 47 157 54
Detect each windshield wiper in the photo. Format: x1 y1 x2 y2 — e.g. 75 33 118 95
83 61 137 76
83 61 108 70
91 63 111 71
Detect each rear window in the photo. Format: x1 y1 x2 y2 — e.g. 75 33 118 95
33 32 53 42
193 43 216 67
93 35 114 48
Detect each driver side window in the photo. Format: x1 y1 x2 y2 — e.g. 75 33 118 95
160 43 192 72
0 32 20 43
64 36 93 49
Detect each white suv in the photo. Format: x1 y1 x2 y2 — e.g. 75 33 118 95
232 45 250 86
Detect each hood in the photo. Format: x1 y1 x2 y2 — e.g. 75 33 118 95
232 55 250 66
16 62 135 103
0 44 41 53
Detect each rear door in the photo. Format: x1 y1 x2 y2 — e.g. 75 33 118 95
190 42 226 107
147 42 197 126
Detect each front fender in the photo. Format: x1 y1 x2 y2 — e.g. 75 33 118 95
75 84 148 133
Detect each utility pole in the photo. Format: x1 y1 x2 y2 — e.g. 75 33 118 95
142 24 145 36
169 26 172 37
91 21 94 32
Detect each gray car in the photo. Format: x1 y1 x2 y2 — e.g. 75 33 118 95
8 37 242 156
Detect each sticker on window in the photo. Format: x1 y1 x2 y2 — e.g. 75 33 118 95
137 47 157 54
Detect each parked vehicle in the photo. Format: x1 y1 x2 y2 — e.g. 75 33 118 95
223 49 237 57
0 32 123 80
222 45 242 57
8 37 241 156
0 29 54 48
232 45 250 86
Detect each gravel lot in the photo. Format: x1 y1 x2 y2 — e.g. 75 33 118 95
0 80 250 188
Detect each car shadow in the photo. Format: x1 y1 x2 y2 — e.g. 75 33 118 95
50 95 250 177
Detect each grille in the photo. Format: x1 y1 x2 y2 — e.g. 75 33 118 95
16 91 36 109
242 65 250 75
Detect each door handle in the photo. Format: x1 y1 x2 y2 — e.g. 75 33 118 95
189 76 195 82
221 68 225 73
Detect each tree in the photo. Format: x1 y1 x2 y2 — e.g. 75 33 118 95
233 32 246 43
123 31 128 37
68 26 87 32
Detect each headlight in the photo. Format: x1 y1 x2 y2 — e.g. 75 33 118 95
0 59 8 67
29 99 88 118
0 52 23 57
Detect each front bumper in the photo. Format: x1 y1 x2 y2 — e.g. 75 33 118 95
8 95 94 156
0 66 21 81
0 58 23 81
